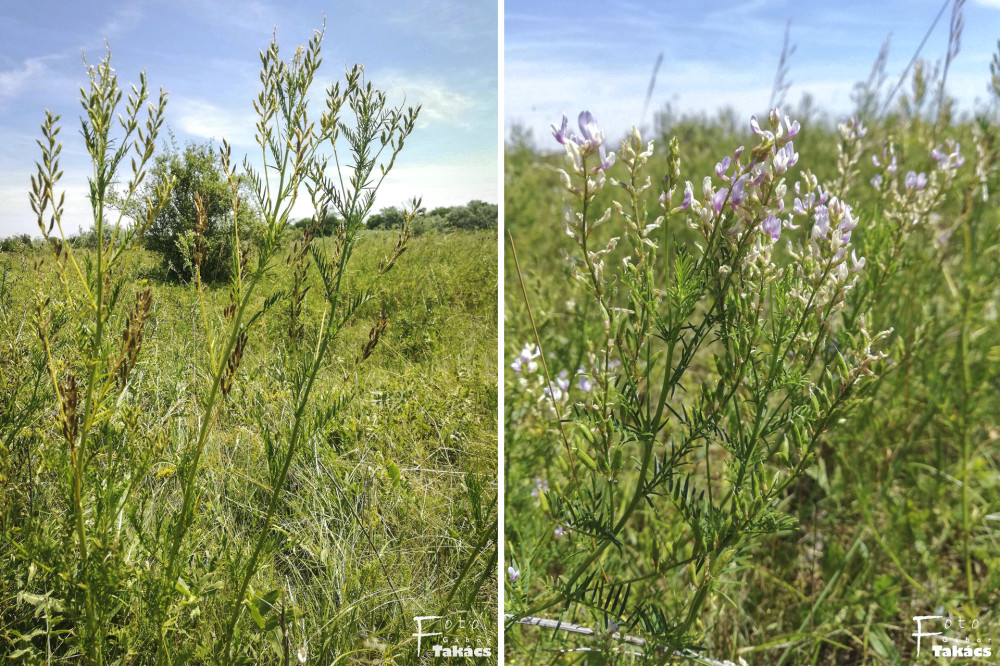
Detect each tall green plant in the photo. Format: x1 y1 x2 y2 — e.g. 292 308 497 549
27 48 173 664
12 24 421 664
506 109 891 656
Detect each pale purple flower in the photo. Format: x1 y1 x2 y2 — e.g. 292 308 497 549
870 174 883 188
576 111 615 171
839 116 867 141
838 204 857 233
712 188 728 214
812 205 830 239
784 115 800 139
730 176 747 205
931 141 965 172
773 141 799 174
761 215 781 241
576 367 593 393
578 111 599 143
556 370 570 393
507 566 520 582
551 115 571 145
554 525 565 537
675 181 694 211
905 171 927 190
595 145 615 172
552 111 615 172
849 249 866 273
715 156 731 180
513 343 541 373
543 381 565 403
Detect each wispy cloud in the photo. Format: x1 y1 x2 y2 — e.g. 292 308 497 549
387 0 495 44
380 73 477 127
172 97 258 146
971 0 1000 8
0 58 48 102
173 0 280 33
100 3 143 38
372 156 498 209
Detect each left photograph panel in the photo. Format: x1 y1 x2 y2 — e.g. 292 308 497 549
0 1 498 662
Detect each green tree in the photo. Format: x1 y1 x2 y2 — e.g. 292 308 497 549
135 140 262 281
367 205 406 229
447 199 497 230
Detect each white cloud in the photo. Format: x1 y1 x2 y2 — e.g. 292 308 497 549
972 0 1000 8
0 181 94 239
278 153 497 223
380 73 477 128
0 59 47 102
374 157 498 208
100 3 143 38
172 97 258 146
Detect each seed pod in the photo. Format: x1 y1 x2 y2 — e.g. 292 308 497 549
220 332 248 397
574 447 598 472
59 373 80 448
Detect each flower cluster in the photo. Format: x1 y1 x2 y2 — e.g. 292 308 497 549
552 110 616 173
869 137 966 230
931 138 965 174
510 342 598 410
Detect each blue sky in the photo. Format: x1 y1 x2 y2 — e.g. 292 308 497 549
0 0 498 237
506 0 1000 146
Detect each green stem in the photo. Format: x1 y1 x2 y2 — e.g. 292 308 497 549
219 310 332 663
520 438 655 618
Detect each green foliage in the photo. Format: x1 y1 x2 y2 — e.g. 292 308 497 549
446 200 498 230
1 27 497 666
137 139 263 282
367 205 407 230
292 213 340 236
504 42 1000 666
0 235 36 252
368 200 498 233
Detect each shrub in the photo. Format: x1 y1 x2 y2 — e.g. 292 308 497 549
367 205 407 229
447 199 498 230
134 139 264 281
0 234 35 252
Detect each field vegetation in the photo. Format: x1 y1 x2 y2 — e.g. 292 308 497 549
0 25 497 665
504 22 1000 666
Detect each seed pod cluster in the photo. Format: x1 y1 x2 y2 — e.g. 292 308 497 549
116 288 153 385
358 312 388 363
220 332 247 397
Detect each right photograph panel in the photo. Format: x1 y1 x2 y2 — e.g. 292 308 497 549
504 1 1000 662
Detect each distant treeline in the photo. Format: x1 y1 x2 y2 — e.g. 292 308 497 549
292 200 498 235
1 200 498 253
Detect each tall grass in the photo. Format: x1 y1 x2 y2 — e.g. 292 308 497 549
504 32 1000 665
1 24 497 665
